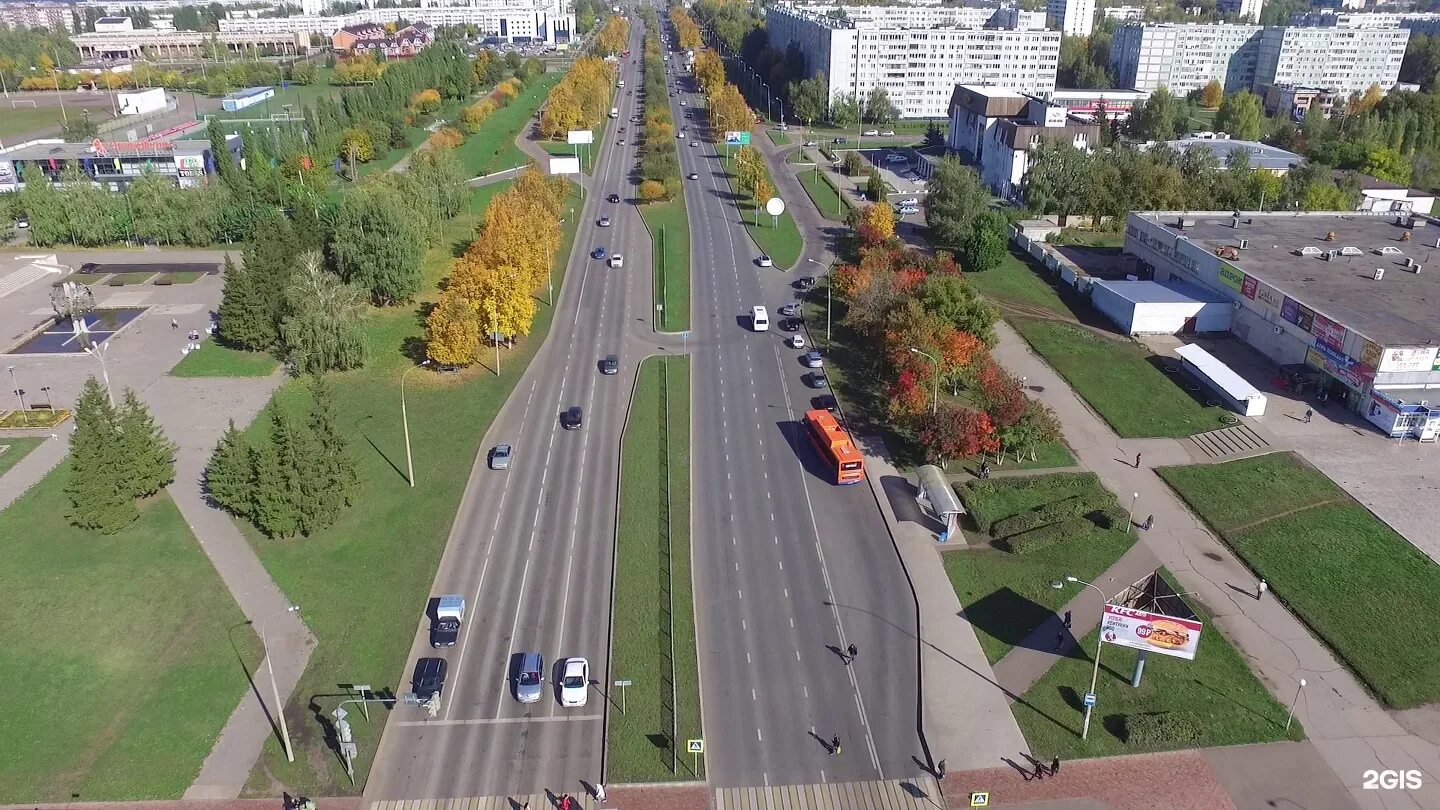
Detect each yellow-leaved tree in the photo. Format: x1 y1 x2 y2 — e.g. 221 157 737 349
425 291 480 365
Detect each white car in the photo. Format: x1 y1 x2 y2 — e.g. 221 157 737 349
898 197 919 207
678 131 685 138
609 254 625 269
898 206 919 216
789 334 806 349
862 129 879 136
757 254 773 267
559 657 589 707
885 153 907 164
881 130 896 136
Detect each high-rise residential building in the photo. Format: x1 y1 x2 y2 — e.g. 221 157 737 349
219 0 574 42
0 1 74 31
1217 0 1264 23
301 0 324 16
1111 22 1409 98
763 2 1060 119
1292 10 1440 36
1046 0 1094 37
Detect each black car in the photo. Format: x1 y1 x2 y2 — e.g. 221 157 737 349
561 406 583 430
832 137 848 144
607 193 621 203
797 276 816 290
412 657 447 701
601 354 619 375
780 317 802 332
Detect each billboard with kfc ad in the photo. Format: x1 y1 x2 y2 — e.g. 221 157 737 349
1101 604 1203 661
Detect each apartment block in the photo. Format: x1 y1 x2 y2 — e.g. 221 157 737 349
1217 0 1264 24
1293 10 1440 36
1046 0 1094 37
763 2 1059 119
220 0 574 43
0 1 74 31
946 84 1099 202
1258 25 1408 97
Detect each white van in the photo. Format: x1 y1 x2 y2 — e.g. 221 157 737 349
751 306 769 331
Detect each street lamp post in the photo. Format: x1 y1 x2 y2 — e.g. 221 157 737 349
1054 575 1108 741
82 344 114 406
258 605 301 762
1127 492 1139 528
1285 677 1307 732
7 365 25 413
401 360 430 488
908 348 940 415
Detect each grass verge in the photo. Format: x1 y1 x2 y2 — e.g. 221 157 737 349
963 441 1077 473
0 483 260 801
107 272 154 286
0 435 45 477
241 183 583 796
638 198 691 332
1159 452 1440 708
766 128 790 146
721 151 802 269
454 72 563 177
0 409 70 429
608 355 700 781
1013 569 1302 759
796 166 854 222
170 340 281 378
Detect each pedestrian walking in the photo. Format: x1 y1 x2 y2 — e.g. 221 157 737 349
1304 408 1313 423
1032 761 1046 780
595 784 606 803
936 759 947 779
171 318 179 330
1135 452 1143 468
1050 756 1060 776
830 734 842 755
1062 610 1072 629
1258 579 1268 600
846 643 858 662
561 794 572 810
1142 514 1154 531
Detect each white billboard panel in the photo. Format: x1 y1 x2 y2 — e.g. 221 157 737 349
567 129 594 145
548 157 582 175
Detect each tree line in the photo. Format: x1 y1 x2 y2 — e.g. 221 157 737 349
540 56 620 139
637 18 681 202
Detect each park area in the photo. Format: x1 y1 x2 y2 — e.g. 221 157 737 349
607 356 701 782
1013 571 1302 759
1159 452 1440 708
722 150 802 269
945 472 1134 663
0 484 259 802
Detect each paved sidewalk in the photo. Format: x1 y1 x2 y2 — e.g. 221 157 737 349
860 442 1028 772
988 321 1440 809
0 429 69 512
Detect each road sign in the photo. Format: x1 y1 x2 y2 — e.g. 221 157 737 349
765 197 785 216
969 792 990 807
1083 692 1096 708
687 739 705 753
614 679 633 687
725 131 751 146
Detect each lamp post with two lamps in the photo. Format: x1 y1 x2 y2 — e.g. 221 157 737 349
805 258 834 343
7 365 25 413
1051 575 1108 741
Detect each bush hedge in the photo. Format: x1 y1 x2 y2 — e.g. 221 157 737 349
1002 516 1093 555
959 472 1102 535
992 492 1111 539
1093 504 1130 530
1125 712 1204 750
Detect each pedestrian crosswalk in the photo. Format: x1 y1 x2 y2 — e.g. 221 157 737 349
714 777 944 810
372 796 595 810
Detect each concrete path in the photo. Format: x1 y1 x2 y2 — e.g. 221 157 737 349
987 320 1440 809
752 130 838 271
861 443 1028 772
0 429 70 512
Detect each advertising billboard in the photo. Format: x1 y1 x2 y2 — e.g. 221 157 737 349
548 156 581 175
1379 346 1439 373
567 129 593 145
174 154 205 177
1101 604 1203 661
1311 314 1346 354
1217 261 1245 293
724 131 751 146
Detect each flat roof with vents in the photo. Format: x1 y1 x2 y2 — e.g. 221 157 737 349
1136 211 1440 347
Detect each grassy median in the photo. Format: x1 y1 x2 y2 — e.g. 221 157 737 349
0 436 44 477
607 355 700 782
797 165 855 223
1160 453 1440 708
721 150 803 269
639 198 692 332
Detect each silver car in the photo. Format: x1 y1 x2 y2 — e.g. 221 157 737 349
489 443 512 470
515 652 544 703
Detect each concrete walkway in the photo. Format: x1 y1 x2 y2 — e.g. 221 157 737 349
0 429 70 512
987 320 1440 809
860 443 1028 772
752 130 838 271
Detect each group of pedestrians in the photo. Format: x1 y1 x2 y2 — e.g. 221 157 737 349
526 784 605 810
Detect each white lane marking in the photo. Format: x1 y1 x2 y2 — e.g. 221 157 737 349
394 713 603 727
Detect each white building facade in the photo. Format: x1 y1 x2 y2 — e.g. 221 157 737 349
764 3 1060 119
1046 0 1095 37
1258 25 1408 96
1217 0 1264 24
220 0 573 42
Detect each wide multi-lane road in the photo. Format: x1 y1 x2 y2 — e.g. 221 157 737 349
664 21 927 788
366 25 651 800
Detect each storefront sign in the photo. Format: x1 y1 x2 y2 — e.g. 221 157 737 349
1281 296 1299 325
1295 303 1316 333
1254 282 1283 310
1311 314 1347 354
1101 604 1203 661
1379 346 1439 373
1241 275 1258 300
1307 346 1374 391
1218 261 1245 293
1362 338 1384 369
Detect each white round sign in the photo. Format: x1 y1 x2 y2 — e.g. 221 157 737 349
765 197 785 216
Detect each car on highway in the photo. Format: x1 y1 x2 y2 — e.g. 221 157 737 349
601 354 619 375
680 99 686 106
751 305 770 331
558 657 590 707
808 370 830 388
618 139 626 145
619 126 625 133
757 254 773 267
591 246 607 259
488 443 513 470
514 652 544 703
789 334 806 349
678 131 685 138
688 172 699 180
803 350 824 368
862 129 879 136
779 303 800 316
898 197 919 207
607 193 621 203
561 406 583 430
412 657 447 701
598 216 611 227
609 253 624 269
881 130 896 136
690 140 699 147
779 317 802 332
804 140 818 147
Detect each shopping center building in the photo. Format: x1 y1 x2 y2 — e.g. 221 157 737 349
1125 210 1440 438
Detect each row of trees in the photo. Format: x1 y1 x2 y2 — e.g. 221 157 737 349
459 76 524 133
425 169 571 364
733 146 775 217
205 379 358 538
540 56 619 139
637 22 682 202
593 14 632 57
66 378 176 534
669 5 702 51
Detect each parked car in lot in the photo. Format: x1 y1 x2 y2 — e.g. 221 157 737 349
881 130 896 136
832 137 848 144
489 443 513 470
885 153 907 164
862 129 879 136
797 276 816 290
804 140 818 147
898 206 920 216
898 197 919 207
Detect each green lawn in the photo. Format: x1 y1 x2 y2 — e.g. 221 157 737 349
1050 228 1126 248
722 152 803 269
169 340 280 378
964 251 1072 316
453 72 563 177
0 436 45 477
242 182 584 795
210 71 343 122
1014 570 1302 759
796 166 854 222
0 483 260 802
1159 453 1440 708
66 272 110 286
766 128 790 146
106 272 154 286
0 103 71 140
0 409 69 429
964 440 1077 472
159 270 205 284
608 355 700 781
638 198 691 332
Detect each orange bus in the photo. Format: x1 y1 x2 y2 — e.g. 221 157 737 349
803 409 865 485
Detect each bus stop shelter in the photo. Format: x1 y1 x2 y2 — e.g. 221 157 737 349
916 464 964 542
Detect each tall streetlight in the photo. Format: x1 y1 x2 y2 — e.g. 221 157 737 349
807 258 833 342
908 348 940 415
400 360 430 488
1052 575 1108 741
1285 677 1307 732
258 605 301 762
82 343 114 406
7 365 25 413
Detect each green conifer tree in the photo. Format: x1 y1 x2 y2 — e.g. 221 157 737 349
217 253 275 351
268 404 323 536
65 377 137 533
307 375 358 513
249 419 298 538
206 418 254 514
116 388 177 498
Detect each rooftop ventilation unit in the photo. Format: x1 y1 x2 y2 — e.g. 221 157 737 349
1377 246 1403 255
1374 267 1385 280
1340 246 1362 256
1297 246 1323 256
1239 238 1249 249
